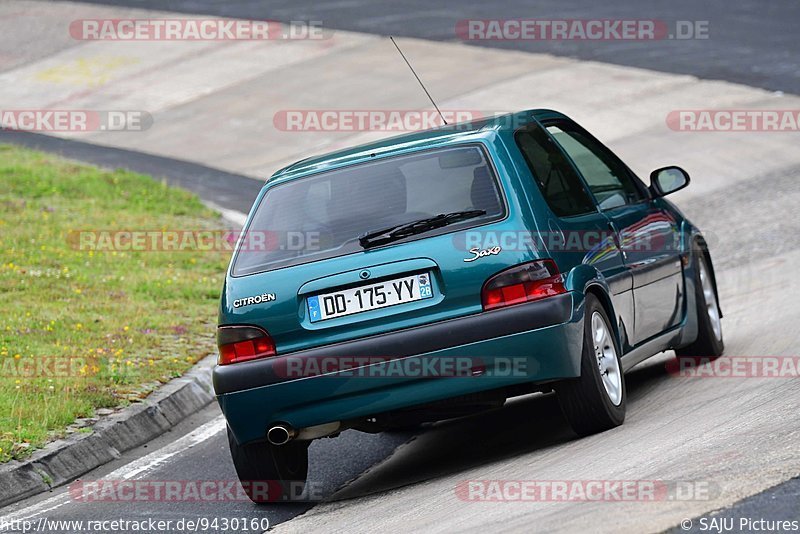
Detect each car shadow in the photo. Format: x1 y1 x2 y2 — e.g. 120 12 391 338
329 351 677 501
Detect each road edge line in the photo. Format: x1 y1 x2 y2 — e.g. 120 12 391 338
0 354 219 509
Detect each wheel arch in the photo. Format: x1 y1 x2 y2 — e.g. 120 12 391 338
584 283 624 351
690 232 723 319
566 263 627 352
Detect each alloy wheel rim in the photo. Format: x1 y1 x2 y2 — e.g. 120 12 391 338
591 311 623 406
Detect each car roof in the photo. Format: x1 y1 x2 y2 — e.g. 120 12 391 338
267 108 566 183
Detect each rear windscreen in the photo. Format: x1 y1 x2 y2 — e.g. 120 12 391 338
232 145 505 276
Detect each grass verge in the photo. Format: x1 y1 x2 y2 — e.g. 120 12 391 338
0 145 230 462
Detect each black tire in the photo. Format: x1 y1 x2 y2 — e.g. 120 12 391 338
676 250 724 359
556 294 626 437
227 426 309 504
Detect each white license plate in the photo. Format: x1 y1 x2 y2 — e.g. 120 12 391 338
307 272 433 322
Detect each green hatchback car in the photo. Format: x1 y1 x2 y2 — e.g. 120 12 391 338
214 110 723 502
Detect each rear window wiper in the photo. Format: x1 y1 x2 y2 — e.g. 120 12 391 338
358 210 486 249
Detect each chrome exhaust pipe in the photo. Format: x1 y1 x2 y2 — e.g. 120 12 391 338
267 425 296 446
267 421 342 445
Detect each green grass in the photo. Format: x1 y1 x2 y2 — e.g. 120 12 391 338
0 145 230 462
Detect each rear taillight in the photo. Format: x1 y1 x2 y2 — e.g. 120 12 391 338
481 259 567 311
217 326 276 365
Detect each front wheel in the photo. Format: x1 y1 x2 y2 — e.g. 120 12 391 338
556 293 626 437
227 426 309 504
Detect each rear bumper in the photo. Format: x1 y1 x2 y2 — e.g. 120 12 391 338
215 292 583 445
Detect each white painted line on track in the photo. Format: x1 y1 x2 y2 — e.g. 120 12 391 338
0 415 226 527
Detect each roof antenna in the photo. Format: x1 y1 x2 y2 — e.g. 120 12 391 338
389 36 448 125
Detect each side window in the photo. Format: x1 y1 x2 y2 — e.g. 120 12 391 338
514 127 596 217
546 124 646 210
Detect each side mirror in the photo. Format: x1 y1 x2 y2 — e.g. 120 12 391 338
650 166 690 197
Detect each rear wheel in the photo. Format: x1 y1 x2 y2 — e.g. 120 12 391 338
676 251 724 358
556 294 626 437
227 426 309 504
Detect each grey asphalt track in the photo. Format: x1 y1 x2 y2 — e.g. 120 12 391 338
0 402 414 529
1 1 798 531
66 0 800 94
675 477 800 534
